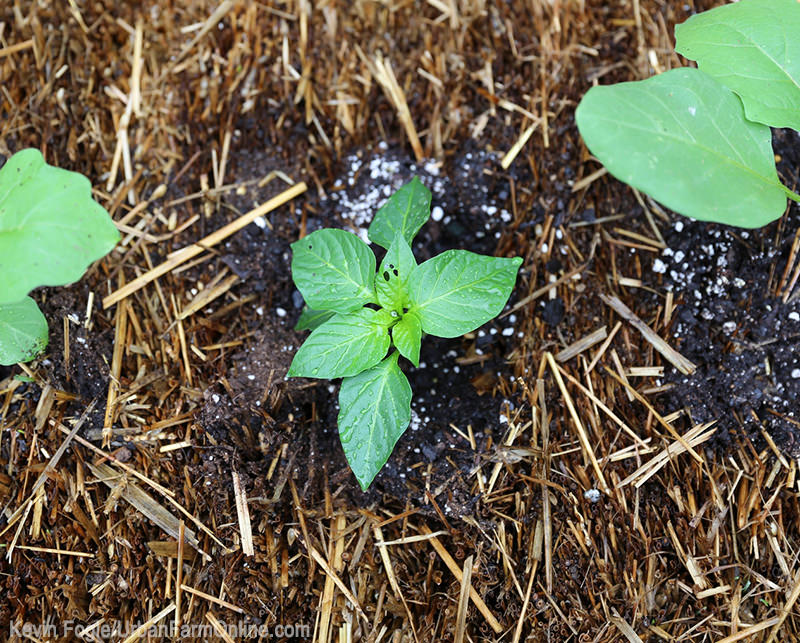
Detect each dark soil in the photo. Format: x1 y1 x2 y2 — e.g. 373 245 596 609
653 127 800 455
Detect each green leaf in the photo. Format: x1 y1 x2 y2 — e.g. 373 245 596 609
392 312 421 367
0 149 120 304
407 250 522 338
295 307 335 331
338 352 412 490
675 0 800 130
368 177 431 249
0 297 48 365
375 232 417 312
291 229 377 313
575 68 788 228
287 308 390 379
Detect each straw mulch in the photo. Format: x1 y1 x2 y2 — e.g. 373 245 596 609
1 1 798 641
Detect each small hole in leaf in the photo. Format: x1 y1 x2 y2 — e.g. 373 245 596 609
383 271 390 281
308 244 312 249
392 269 399 276
389 264 395 269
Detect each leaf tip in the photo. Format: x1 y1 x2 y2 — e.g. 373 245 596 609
286 360 301 378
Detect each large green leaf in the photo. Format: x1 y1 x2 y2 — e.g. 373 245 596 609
575 68 789 228
407 250 522 338
338 352 412 490
287 308 391 379
0 297 48 365
375 232 416 312
675 0 800 131
0 149 120 304
291 229 376 313
392 312 421 367
368 177 431 249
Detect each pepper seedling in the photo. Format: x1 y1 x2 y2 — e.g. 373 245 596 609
575 0 800 229
288 177 522 489
0 149 120 365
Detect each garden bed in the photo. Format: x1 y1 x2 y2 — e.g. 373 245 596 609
1 0 799 641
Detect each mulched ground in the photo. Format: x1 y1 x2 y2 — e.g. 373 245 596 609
1 1 799 641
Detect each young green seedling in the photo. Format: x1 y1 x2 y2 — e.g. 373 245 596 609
288 177 523 489
575 0 800 229
0 149 120 365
